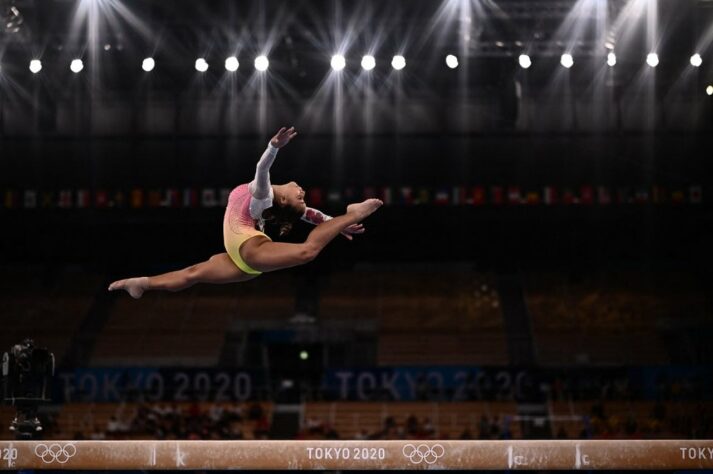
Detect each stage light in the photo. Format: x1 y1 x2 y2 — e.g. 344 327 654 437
646 53 659 68
607 52 617 67
361 55 375 71
707 85 713 96
254 55 269 72
518 54 531 69
225 56 239 72
70 59 84 73
195 58 208 72
142 57 155 72
29 59 42 74
330 54 346 71
690 54 702 68
299 350 309 360
560 53 574 69
391 55 406 70
445 54 459 69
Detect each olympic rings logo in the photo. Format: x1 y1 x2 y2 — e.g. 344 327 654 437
34 443 77 464
402 443 445 465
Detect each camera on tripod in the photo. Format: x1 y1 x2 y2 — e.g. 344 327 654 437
1 338 54 439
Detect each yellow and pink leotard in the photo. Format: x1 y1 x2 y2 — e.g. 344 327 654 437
223 142 336 275
222 143 278 275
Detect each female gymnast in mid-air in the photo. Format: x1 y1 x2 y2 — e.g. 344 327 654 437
109 127 383 298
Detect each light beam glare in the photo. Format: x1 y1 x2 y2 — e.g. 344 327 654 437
142 57 155 72
518 54 531 69
29 59 42 74
254 55 269 71
331 54 346 71
361 55 376 71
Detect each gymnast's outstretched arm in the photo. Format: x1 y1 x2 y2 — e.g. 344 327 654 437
301 207 365 240
248 127 297 219
248 127 296 198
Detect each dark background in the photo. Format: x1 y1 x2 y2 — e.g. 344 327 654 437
1 0 712 447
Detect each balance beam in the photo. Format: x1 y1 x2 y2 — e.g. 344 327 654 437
0 440 712 470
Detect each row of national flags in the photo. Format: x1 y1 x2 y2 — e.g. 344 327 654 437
1 185 704 210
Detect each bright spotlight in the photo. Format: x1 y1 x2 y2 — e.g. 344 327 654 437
142 57 155 72
646 53 659 68
195 58 209 72
70 59 84 73
560 53 574 69
690 53 702 68
330 54 346 71
29 59 42 74
391 55 406 70
518 54 531 69
255 55 269 72
707 85 713 96
225 56 239 72
445 54 459 69
607 52 617 67
361 55 375 71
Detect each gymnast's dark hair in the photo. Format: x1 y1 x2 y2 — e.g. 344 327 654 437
263 201 304 237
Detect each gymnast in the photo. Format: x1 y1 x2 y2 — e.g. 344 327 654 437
109 126 382 298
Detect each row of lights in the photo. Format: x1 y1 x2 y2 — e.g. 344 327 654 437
518 52 704 69
22 54 404 74
18 52 707 74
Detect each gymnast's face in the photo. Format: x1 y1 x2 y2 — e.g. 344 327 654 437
282 181 307 213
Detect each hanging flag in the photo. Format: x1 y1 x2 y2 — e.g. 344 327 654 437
671 189 685 204
525 190 540 205
58 190 73 209
597 186 611 205
380 187 393 205
689 185 702 204
147 190 161 208
131 189 145 208
417 188 430 205
201 189 217 208
543 186 558 205
95 190 108 208
23 190 37 209
307 188 324 208
364 186 377 199
162 189 180 208
41 191 55 209
112 191 126 208
616 188 631 204
182 189 197 208
327 189 342 204
580 186 594 205
472 186 485 206
399 187 413 205
434 188 450 205
344 187 357 202
652 185 667 204
635 187 650 204
3 190 17 209
507 186 521 205
76 189 89 208
491 186 504 205
218 188 230 207
452 186 466 206
562 188 577 205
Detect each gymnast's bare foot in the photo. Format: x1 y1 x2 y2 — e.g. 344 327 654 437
347 199 383 221
108 277 148 299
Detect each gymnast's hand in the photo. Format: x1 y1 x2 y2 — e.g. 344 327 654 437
341 223 365 241
271 126 298 148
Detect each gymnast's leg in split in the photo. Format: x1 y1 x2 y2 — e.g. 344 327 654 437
108 198 382 299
